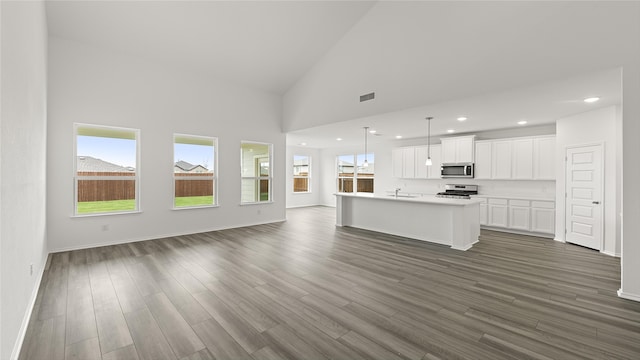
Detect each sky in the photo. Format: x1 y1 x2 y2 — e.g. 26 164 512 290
77 136 214 169
77 136 136 168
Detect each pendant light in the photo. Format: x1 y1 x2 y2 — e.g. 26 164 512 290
425 117 433 166
363 126 369 167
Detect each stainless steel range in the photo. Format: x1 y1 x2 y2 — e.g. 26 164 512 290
436 184 478 199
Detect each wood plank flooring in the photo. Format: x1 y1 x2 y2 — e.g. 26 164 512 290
19 206 640 359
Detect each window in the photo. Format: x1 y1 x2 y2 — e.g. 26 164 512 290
293 155 310 193
74 124 139 215
337 153 374 193
174 134 217 208
241 142 272 203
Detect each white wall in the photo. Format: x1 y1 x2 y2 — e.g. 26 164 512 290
0 1 49 359
621 63 640 301
555 106 621 256
47 37 285 252
286 145 322 208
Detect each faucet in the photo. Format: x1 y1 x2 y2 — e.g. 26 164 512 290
394 188 401 198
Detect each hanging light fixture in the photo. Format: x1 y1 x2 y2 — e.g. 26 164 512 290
363 126 369 167
425 117 433 166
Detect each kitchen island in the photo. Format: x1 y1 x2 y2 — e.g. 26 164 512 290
335 193 482 250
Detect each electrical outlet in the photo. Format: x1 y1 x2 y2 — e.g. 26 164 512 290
30 263 33 276
102 224 109 231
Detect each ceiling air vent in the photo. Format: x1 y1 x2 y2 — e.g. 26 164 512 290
360 92 375 102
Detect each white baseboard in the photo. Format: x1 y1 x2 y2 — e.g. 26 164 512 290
553 237 566 243
481 226 555 239
601 250 621 257
286 204 322 209
49 218 287 253
11 257 47 360
618 289 640 302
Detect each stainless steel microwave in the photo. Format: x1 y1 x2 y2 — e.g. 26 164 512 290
441 163 474 178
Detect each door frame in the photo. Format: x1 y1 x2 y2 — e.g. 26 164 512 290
564 142 605 251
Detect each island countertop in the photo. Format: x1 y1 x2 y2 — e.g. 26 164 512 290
335 192 484 206
335 192 481 251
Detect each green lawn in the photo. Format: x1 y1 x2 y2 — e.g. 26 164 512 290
77 196 215 214
77 199 136 214
175 195 214 207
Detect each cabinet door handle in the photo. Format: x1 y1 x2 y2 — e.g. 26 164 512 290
592 201 600 204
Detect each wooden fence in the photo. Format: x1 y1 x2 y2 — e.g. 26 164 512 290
77 172 135 202
337 177 374 193
293 178 309 192
174 173 214 197
77 172 214 201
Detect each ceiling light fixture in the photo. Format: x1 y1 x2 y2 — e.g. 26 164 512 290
457 117 467 121
584 97 600 103
425 117 433 166
299 142 307 146
369 129 377 134
363 127 369 168
336 138 343 141
395 135 403 139
447 129 455 133
517 120 527 125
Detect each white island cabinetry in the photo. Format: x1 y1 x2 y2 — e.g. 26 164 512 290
335 193 481 251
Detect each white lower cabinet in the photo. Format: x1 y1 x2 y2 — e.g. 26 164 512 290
488 199 508 227
478 198 488 225
480 197 555 235
508 200 530 230
531 201 555 233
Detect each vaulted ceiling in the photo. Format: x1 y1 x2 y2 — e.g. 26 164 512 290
45 1 638 147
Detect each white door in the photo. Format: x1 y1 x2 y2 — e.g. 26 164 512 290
565 145 603 250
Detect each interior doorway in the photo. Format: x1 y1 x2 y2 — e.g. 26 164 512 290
565 144 604 250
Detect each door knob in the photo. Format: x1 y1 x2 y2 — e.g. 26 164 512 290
592 201 600 204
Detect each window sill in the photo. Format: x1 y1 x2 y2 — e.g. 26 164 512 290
240 201 274 206
71 210 142 218
172 204 219 211
293 191 312 195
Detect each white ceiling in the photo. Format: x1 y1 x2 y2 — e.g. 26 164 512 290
287 67 622 148
45 1 627 150
45 0 376 94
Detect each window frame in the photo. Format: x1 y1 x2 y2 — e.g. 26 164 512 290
240 141 273 204
292 155 311 194
336 152 374 194
73 123 141 217
172 133 218 210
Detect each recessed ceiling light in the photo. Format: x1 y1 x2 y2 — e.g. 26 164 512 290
518 120 527 125
299 142 307 146
447 129 455 133
369 129 377 134
457 117 467 121
584 97 600 103
395 135 403 139
336 138 343 141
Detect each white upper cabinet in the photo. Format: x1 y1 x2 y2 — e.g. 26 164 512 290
392 147 415 178
441 135 475 164
533 136 555 180
392 148 405 178
512 138 534 179
395 135 555 181
417 145 443 179
415 146 429 179
492 140 513 179
474 141 492 179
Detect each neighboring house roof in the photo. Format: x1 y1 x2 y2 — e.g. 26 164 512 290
77 156 134 172
175 160 209 172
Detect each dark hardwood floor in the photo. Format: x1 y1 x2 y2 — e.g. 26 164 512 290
19 206 640 359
